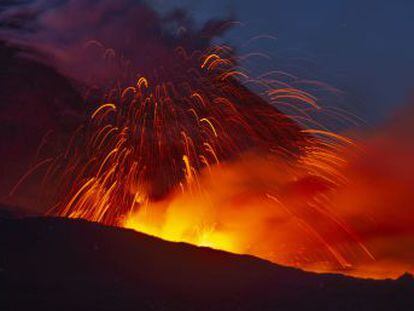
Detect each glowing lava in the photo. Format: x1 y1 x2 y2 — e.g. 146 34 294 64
39 43 412 279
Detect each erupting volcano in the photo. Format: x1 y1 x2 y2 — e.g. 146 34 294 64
32 40 374 277
1 0 413 290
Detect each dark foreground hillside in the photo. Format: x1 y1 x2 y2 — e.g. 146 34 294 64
0 216 413 310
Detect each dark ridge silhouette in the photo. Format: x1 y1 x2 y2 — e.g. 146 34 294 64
0 216 412 310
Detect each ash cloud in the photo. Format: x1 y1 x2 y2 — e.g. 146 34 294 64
0 0 231 212
0 0 231 86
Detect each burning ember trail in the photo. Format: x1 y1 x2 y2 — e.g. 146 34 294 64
38 42 377 277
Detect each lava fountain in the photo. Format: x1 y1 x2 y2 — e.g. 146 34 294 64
40 42 377 277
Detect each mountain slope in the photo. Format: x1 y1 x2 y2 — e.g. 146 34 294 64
0 216 413 310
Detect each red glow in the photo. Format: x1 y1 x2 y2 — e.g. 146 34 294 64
36 43 413 279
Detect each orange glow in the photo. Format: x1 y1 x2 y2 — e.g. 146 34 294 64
40 43 413 280
122 146 414 279
121 149 372 277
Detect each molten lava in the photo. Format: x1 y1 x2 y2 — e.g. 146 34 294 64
26 41 409 280
39 43 374 276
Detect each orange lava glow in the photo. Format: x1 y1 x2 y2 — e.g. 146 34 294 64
39 43 413 280
123 148 414 279
123 151 361 271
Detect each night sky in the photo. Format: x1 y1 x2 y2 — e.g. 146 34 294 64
160 0 414 124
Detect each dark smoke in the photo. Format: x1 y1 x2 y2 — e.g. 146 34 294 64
0 0 232 85
0 0 232 213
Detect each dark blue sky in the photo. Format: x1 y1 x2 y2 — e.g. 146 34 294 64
161 0 414 124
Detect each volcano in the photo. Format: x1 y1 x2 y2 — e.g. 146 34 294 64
1 2 414 307
0 0 372 278
1 215 413 310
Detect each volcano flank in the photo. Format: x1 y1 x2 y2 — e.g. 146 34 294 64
0 216 413 310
